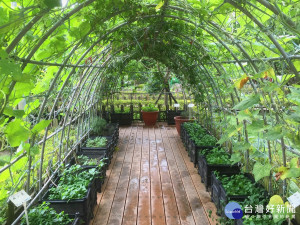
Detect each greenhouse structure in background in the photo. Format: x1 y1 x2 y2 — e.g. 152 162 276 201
0 0 299 224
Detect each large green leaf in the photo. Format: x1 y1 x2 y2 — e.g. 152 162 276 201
4 119 30 147
233 142 251 152
230 153 241 165
248 120 268 132
233 94 260 110
264 126 283 140
3 107 25 118
252 162 271 182
32 120 52 134
0 57 22 82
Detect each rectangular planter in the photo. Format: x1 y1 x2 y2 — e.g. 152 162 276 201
110 113 133 126
166 110 183 125
189 140 217 167
41 175 97 223
80 137 112 160
198 154 240 191
211 172 268 216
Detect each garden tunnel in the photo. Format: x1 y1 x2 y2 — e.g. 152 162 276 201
0 0 300 224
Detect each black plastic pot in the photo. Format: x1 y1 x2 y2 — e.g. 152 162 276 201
110 113 133 126
198 154 240 191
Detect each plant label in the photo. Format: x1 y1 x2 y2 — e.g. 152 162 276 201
288 192 300 208
9 190 31 207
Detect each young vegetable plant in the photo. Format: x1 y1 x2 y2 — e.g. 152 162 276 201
204 148 230 165
215 172 266 196
77 155 107 168
20 202 73 225
48 165 98 200
86 137 107 148
194 134 217 146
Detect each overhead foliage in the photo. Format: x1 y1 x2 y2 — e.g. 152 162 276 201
0 0 299 223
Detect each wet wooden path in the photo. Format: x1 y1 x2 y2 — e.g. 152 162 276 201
91 123 218 225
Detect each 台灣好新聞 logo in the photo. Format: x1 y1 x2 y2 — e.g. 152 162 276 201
225 202 243 219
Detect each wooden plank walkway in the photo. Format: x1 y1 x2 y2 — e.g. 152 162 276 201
91 123 218 225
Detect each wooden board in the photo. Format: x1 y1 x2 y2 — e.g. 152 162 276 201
91 123 218 225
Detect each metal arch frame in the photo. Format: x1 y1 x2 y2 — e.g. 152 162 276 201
1 1 295 118
38 45 112 190
1 0 299 216
2 3 296 175
0 10 264 173
226 0 299 80
2 1 297 80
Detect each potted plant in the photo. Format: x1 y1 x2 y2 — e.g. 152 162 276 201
174 111 194 135
141 104 159 126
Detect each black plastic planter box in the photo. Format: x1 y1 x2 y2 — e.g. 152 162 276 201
80 137 112 160
211 171 241 215
197 154 240 191
211 172 268 216
41 179 97 223
166 110 183 125
180 123 187 142
110 113 133 126
189 140 217 167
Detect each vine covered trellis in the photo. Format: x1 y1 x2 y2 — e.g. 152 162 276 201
0 0 299 224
